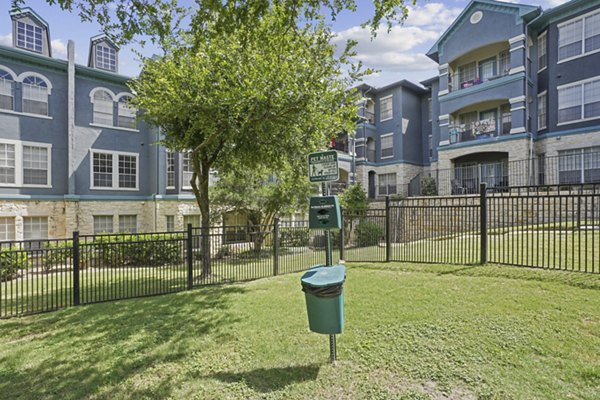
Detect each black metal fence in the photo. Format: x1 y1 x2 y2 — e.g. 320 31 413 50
2 184 598 318
408 151 600 197
0 221 335 318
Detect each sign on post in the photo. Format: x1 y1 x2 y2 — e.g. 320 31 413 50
308 150 339 183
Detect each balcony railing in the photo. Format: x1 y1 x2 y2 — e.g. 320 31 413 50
448 70 510 93
332 140 349 153
449 117 510 144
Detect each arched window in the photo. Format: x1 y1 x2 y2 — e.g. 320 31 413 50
92 90 114 126
0 69 14 111
22 75 48 115
117 95 136 129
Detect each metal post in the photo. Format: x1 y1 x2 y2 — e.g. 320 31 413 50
273 218 280 276
321 181 336 362
480 183 488 265
186 223 193 289
72 231 80 306
385 196 391 262
339 209 345 262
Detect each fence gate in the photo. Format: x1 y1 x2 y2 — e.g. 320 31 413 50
389 196 481 265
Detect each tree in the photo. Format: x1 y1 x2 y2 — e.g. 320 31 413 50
16 0 414 45
211 160 313 253
339 182 369 214
129 9 360 279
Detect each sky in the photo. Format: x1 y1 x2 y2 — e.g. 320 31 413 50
0 0 570 88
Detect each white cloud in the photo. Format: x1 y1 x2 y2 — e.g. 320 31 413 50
404 3 463 31
544 0 570 7
51 39 68 59
0 33 12 47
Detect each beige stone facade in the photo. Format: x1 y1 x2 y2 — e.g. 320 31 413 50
356 162 424 197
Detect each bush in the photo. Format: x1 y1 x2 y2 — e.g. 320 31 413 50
0 249 31 281
43 241 74 272
280 228 310 247
356 221 384 247
421 176 438 196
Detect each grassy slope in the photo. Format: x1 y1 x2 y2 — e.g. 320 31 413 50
0 263 599 400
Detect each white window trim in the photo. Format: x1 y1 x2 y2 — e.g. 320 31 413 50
537 91 548 130
166 151 176 189
89 149 139 191
537 31 548 73
16 72 53 94
557 9 600 64
0 108 53 119
557 75 600 126
0 139 52 188
379 95 393 122
89 123 139 133
380 132 394 159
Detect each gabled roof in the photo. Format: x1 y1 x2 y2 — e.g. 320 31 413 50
351 80 427 95
9 7 52 57
87 33 119 69
9 7 49 28
426 0 541 62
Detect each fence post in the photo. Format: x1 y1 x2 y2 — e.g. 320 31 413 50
72 231 80 306
186 223 193 290
273 218 279 276
339 209 345 261
480 183 488 265
385 196 391 262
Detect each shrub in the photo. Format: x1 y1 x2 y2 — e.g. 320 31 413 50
43 241 74 272
280 228 310 247
356 221 384 247
421 176 438 196
0 249 31 281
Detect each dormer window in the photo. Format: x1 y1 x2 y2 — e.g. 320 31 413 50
16 21 43 53
96 44 117 72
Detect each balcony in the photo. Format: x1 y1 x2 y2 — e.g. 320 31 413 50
449 117 511 144
447 46 511 94
448 70 510 93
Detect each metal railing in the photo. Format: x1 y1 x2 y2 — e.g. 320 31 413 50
449 117 510 144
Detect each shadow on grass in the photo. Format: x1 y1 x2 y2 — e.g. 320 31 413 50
0 285 246 400
349 262 600 290
210 363 321 393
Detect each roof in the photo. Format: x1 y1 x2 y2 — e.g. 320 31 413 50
530 0 600 31
420 76 439 87
351 80 428 95
426 0 541 62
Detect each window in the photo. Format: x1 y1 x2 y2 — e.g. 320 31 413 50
166 151 176 188
558 11 600 61
0 143 16 184
183 215 201 228
378 173 397 196
558 77 600 123
93 215 113 234
117 95 136 129
498 50 510 75
428 98 432 121
23 217 48 240
0 69 14 110
538 92 547 130
559 147 600 183
166 215 175 232
22 76 48 116
478 57 496 82
380 96 393 121
182 152 194 189
92 90 114 126
538 32 547 71
458 62 477 86
0 140 51 187
0 217 15 241
16 21 43 53
119 215 137 233
91 150 138 190
23 145 49 185
428 135 433 159
96 44 117 72
381 134 394 158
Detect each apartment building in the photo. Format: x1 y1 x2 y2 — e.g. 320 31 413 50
340 0 600 198
0 7 203 241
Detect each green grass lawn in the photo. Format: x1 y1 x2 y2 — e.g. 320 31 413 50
1 262 599 399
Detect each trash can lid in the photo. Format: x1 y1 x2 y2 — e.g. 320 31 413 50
301 264 346 287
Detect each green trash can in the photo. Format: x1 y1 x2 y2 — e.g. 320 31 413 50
301 264 346 334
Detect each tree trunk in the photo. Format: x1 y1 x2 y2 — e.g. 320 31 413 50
190 155 212 281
